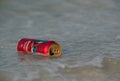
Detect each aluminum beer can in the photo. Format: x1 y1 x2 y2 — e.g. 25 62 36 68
17 38 62 57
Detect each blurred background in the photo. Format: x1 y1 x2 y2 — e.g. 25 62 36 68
0 0 120 81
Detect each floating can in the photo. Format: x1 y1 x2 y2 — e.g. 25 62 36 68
17 38 62 57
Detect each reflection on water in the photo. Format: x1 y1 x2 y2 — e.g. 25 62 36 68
18 53 50 62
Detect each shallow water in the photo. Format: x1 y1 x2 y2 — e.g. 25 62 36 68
0 0 120 81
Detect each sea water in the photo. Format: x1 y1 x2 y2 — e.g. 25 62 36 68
0 0 120 81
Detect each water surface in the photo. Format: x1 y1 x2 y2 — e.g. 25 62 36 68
0 0 120 81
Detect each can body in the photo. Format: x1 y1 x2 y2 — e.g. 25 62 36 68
17 38 62 57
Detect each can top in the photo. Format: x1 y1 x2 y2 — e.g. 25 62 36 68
49 43 62 57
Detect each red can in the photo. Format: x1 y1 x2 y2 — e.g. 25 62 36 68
17 38 62 57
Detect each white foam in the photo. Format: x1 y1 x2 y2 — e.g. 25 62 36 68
52 62 67 69
56 56 104 69
85 56 104 67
